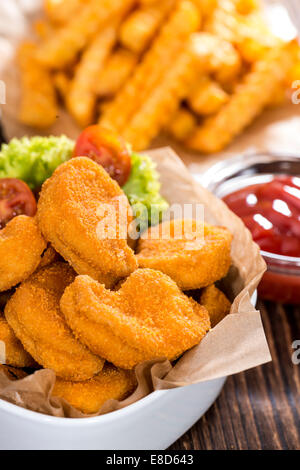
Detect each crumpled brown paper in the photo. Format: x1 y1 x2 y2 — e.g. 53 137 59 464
0 147 270 418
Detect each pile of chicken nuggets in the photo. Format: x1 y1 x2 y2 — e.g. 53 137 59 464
0 157 232 414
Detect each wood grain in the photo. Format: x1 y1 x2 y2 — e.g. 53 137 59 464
170 301 300 450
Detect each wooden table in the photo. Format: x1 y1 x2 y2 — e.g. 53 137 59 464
170 301 300 450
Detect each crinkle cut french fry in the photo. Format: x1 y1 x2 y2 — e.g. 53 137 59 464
96 49 138 98
66 25 118 128
33 19 54 40
191 32 241 84
122 41 199 150
166 107 197 141
205 1 281 63
53 72 70 101
186 43 296 153
191 0 217 18
119 0 175 53
234 0 260 15
100 0 201 133
138 0 161 5
36 0 134 69
236 12 282 63
17 42 58 129
188 77 229 115
44 0 84 25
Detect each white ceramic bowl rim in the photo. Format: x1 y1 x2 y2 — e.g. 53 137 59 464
0 386 171 426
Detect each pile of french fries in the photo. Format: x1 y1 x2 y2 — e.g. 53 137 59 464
17 0 300 153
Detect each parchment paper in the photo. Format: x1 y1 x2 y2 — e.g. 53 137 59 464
0 146 270 418
0 0 289 418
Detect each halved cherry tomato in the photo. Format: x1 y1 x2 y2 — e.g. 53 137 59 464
0 178 37 229
73 126 132 186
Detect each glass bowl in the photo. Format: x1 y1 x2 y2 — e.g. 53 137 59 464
201 152 300 304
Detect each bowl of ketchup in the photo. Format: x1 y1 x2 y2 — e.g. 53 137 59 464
202 153 300 304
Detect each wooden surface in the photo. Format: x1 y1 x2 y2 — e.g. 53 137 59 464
170 301 300 450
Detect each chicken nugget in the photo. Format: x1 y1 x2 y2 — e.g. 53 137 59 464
60 269 210 370
52 364 137 414
0 364 28 381
136 220 232 290
200 284 231 327
0 314 35 368
39 245 61 269
5 263 103 381
0 216 47 292
37 157 137 289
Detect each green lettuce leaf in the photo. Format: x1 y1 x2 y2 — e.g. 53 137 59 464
0 136 74 189
123 152 169 233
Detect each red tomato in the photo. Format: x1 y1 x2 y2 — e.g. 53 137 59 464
73 126 132 186
0 178 37 229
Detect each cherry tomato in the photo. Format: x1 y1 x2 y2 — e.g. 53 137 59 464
73 126 132 186
0 178 37 229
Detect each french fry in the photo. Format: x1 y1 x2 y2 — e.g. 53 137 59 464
166 107 197 141
191 32 241 84
119 0 175 53
53 72 70 101
96 49 138 98
186 43 296 153
33 19 54 40
205 2 281 63
66 24 118 127
138 0 161 4
44 0 84 25
36 0 134 69
234 0 260 15
192 0 217 18
187 77 229 115
17 42 58 129
122 38 200 150
100 0 201 133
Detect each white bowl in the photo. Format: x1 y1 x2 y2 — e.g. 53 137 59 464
0 292 257 450
0 376 226 450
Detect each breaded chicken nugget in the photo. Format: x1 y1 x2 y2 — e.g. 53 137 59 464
61 269 210 369
37 158 137 289
5 263 103 381
52 364 137 414
0 364 28 381
136 220 232 290
38 245 61 269
0 216 47 292
0 314 35 367
200 284 231 328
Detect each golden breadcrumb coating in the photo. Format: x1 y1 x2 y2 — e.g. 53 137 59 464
0 315 35 367
37 157 137 289
5 263 103 381
137 220 232 290
200 284 231 327
60 269 211 370
52 364 137 414
0 216 47 292
38 245 61 269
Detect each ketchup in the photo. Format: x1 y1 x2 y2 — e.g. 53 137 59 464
223 176 300 304
223 176 300 258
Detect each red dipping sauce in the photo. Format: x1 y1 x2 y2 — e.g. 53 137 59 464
223 175 300 304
